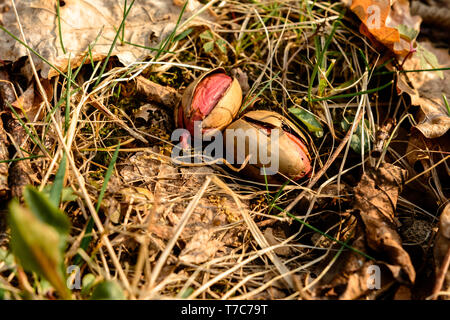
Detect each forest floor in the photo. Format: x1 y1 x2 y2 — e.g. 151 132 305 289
0 0 449 300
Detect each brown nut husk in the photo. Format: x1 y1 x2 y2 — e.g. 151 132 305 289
174 68 242 138
224 110 312 183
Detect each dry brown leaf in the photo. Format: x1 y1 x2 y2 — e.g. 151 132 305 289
387 0 422 55
350 0 399 50
312 165 415 299
134 103 160 123
117 150 245 265
405 129 449 181
11 78 53 120
313 163 415 300
398 42 450 138
263 227 292 256
0 0 213 78
179 229 224 265
136 76 181 109
0 69 36 198
312 224 395 300
393 285 412 300
345 0 449 138
5 116 33 198
0 69 13 199
347 0 421 56
433 202 450 297
354 163 415 283
230 67 250 96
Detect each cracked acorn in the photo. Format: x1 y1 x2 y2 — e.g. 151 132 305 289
173 69 312 182
224 110 312 182
174 67 243 138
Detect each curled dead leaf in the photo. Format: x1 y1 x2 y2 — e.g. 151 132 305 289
398 42 450 138
406 129 449 183
348 0 421 56
311 164 415 299
433 203 450 296
263 227 292 256
354 163 415 283
11 78 53 120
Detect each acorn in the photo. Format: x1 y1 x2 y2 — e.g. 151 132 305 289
175 68 243 138
224 110 312 182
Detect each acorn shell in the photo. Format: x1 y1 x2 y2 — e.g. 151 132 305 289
174 68 242 137
224 110 312 182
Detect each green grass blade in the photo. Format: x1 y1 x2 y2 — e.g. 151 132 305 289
56 0 66 54
154 0 188 61
308 19 341 102
123 41 174 53
267 180 290 214
95 143 121 212
311 80 393 102
6 102 48 156
65 57 72 132
74 143 121 265
93 0 136 87
443 94 450 116
49 154 67 208
239 71 280 114
0 155 44 164
122 0 127 44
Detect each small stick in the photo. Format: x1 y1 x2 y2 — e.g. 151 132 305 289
135 76 181 108
371 118 394 158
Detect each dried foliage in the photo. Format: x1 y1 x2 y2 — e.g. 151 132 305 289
0 0 448 300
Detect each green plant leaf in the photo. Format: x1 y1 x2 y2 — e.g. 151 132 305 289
90 280 125 300
49 155 66 207
61 187 78 202
81 273 97 297
180 287 194 298
0 248 14 269
24 186 70 237
8 200 71 299
203 41 214 52
199 30 214 41
416 44 443 79
43 185 77 203
396 24 418 42
289 107 324 137
173 28 193 42
216 38 228 54
340 117 370 154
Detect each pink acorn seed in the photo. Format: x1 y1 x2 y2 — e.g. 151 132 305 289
284 131 312 180
185 73 232 135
